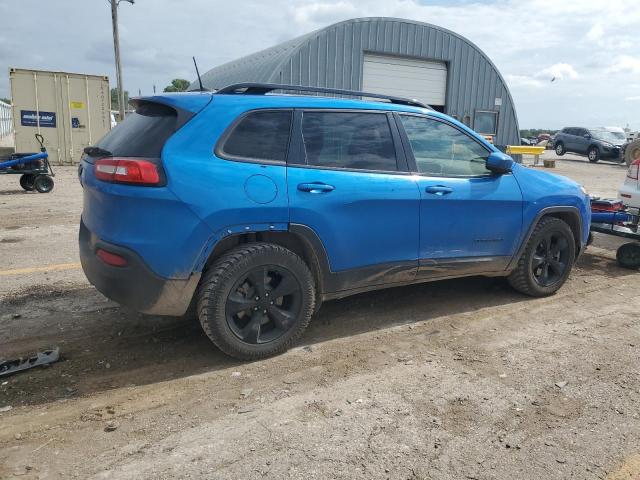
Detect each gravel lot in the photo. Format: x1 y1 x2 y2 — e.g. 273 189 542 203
0 151 638 479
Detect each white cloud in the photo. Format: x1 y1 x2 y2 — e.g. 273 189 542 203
586 23 604 42
625 96 640 101
535 63 579 82
291 2 359 26
1 0 639 129
609 55 640 75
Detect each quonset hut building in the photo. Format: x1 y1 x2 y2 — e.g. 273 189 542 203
197 17 519 146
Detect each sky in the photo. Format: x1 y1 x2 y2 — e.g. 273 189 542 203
1 0 639 130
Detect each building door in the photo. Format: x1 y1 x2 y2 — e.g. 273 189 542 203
362 54 448 110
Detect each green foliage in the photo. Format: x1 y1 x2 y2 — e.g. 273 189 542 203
163 79 191 93
0 97 11 104
110 88 129 110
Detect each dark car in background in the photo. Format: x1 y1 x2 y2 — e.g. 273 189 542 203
554 127 625 162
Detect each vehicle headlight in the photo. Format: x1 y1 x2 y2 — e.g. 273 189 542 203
602 142 613 148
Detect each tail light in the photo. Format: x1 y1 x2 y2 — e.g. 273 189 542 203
94 158 161 185
96 248 128 267
627 159 640 180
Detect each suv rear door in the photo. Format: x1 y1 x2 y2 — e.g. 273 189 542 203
396 113 523 278
287 109 420 293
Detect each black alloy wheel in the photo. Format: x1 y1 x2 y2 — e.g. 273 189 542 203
531 232 570 287
226 264 302 345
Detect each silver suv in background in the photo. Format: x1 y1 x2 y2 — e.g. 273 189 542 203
554 127 625 163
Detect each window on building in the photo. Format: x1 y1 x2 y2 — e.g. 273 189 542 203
301 111 397 171
473 110 498 135
399 115 491 176
221 110 292 162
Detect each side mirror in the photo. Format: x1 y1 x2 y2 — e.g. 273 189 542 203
486 151 514 174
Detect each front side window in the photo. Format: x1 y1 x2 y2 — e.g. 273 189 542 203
399 115 490 176
221 110 292 162
301 111 397 171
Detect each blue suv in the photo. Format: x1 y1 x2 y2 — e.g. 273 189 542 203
79 84 591 360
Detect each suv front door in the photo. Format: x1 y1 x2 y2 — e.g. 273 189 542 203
287 110 420 293
396 114 523 278
574 128 590 154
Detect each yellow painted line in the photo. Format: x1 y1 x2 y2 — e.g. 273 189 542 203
0 262 81 276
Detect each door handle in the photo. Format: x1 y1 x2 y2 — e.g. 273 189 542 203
425 185 453 196
297 182 335 193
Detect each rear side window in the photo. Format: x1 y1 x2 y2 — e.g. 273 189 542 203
221 110 292 162
97 102 177 157
301 111 397 171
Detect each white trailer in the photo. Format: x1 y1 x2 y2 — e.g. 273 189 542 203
9 68 111 165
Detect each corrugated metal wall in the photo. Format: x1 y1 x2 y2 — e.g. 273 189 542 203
199 17 519 146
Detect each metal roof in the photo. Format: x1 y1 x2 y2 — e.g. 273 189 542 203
197 17 520 145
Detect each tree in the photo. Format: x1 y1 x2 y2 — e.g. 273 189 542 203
163 79 190 92
110 88 129 111
0 97 11 104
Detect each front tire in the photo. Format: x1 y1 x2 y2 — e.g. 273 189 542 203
508 217 575 297
555 143 565 156
588 146 600 163
197 243 316 360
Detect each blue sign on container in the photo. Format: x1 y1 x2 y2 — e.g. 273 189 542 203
20 110 56 128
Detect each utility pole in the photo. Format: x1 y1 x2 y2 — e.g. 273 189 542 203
110 0 134 121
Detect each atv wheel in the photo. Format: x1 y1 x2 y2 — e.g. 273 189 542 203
616 242 640 269
33 175 54 193
19 173 36 191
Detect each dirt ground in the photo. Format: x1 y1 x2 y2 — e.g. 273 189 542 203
1 152 639 480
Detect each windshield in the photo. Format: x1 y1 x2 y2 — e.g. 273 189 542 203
591 129 624 143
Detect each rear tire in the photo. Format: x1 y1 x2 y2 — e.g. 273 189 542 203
19 173 36 191
197 243 316 360
508 217 576 297
588 146 599 163
555 143 565 156
616 242 640 269
33 175 54 193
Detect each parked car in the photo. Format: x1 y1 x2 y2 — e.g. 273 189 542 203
620 158 640 208
78 84 591 360
554 127 625 162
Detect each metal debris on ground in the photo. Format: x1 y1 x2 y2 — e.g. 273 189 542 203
0 347 60 377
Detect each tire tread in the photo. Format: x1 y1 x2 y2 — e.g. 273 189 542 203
197 242 315 360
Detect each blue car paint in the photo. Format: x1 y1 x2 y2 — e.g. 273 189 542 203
287 166 421 271
509 165 591 244
80 92 591 304
415 173 523 259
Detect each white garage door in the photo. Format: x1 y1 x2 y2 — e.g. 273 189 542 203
362 53 447 108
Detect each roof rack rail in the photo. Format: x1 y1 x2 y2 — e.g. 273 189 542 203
215 83 430 109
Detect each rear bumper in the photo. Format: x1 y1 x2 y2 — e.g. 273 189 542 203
79 220 200 316
619 184 640 209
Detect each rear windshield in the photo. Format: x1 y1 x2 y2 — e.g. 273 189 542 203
97 102 177 157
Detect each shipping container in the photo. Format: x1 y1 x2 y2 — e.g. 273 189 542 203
9 68 111 165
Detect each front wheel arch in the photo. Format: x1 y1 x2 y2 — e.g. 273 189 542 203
510 208 583 270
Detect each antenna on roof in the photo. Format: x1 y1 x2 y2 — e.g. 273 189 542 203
192 56 207 91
